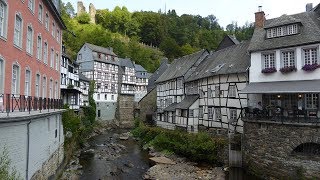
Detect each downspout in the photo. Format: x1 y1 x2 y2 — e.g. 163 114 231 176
26 120 31 180
186 108 189 131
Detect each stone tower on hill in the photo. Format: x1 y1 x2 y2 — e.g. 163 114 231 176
89 3 96 24
77 1 86 15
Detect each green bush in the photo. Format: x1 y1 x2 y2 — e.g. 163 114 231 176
132 119 227 164
0 148 21 180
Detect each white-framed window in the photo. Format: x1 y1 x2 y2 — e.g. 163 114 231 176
282 51 295 67
49 79 53 98
0 0 8 38
35 73 40 97
303 48 318 65
42 76 47 98
28 0 35 13
263 53 275 69
51 21 55 37
199 106 203 118
230 109 237 121
38 4 43 22
43 41 48 64
14 14 23 47
97 93 100 100
71 95 75 104
36 35 42 60
228 85 237 98
305 94 319 109
215 108 221 120
25 69 31 96
208 107 213 119
288 24 298 35
55 52 59 70
54 81 58 99
50 48 54 68
12 65 20 94
111 95 114 100
215 86 220 97
189 109 194 117
56 29 60 42
45 13 49 30
26 25 33 55
0 57 4 93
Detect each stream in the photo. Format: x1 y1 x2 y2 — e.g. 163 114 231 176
78 129 259 180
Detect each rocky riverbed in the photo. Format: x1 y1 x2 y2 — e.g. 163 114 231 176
60 128 227 180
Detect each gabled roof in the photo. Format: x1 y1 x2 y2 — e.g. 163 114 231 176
186 41 250 82
176 95 199 109
264 14 301 29
156 49 209 83
85 43 117 56
119 58 134 68
248 10 320 52
134 64 147 72
147 59 170 92
216 35 240 51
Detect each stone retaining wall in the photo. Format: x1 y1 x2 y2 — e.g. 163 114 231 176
243 120 320 178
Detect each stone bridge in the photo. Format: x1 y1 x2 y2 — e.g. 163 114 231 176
243 120 320 179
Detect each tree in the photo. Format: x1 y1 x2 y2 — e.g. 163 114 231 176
76 13 91 24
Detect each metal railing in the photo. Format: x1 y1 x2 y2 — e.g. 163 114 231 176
0 94 63 116
242 107 320 124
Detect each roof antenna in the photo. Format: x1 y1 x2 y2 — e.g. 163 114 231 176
258 6 262 12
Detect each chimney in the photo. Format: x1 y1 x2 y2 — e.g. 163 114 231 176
255 6 265 28
306 3 313 12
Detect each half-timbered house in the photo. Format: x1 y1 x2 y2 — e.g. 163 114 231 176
155 49 209 131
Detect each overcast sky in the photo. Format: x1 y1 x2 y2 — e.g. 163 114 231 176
62 0 320 28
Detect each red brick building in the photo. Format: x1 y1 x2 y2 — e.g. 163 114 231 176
0 0 65 100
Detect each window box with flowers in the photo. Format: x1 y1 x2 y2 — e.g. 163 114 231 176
302 63 319 71
280 66 297 73
261 67 277 73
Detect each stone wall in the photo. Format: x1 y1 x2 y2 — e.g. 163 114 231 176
137 88 157 124
96 101 117 121
243 120 320 178
116 95 135 128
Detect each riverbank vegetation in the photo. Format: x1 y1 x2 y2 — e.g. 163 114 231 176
132 119 227 165
62 81 97 164
0 148 21 180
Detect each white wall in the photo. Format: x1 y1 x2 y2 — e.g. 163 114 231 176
0 111 64 180
250 44 320 83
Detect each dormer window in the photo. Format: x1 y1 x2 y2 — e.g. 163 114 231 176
266 24 298 38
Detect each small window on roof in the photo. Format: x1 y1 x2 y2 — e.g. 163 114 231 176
211 63 225 73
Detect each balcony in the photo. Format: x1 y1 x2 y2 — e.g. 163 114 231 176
0 94 63 117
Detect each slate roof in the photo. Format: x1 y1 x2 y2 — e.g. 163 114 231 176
79 73 90 82
248 11 320 52
176 95 199 109
134 64 148 78
147 59 170 92
119 58 134 68
134 64 147 72
156 50 208 83
93 57 119 66
164 103 178 112
85 43 117 56
186 41 250 82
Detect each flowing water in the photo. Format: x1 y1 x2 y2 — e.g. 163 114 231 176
79 129 259 180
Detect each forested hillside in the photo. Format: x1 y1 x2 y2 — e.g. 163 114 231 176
61 2 253 72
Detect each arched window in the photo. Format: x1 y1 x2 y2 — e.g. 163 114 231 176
0 0 8 38
24 69 31 96
14 13 23 47
42 76 47 98
0 57 4 93
26 25 33 55
12 64 20 94
292 143 320 156
35 73 41 97
49 78 53 99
